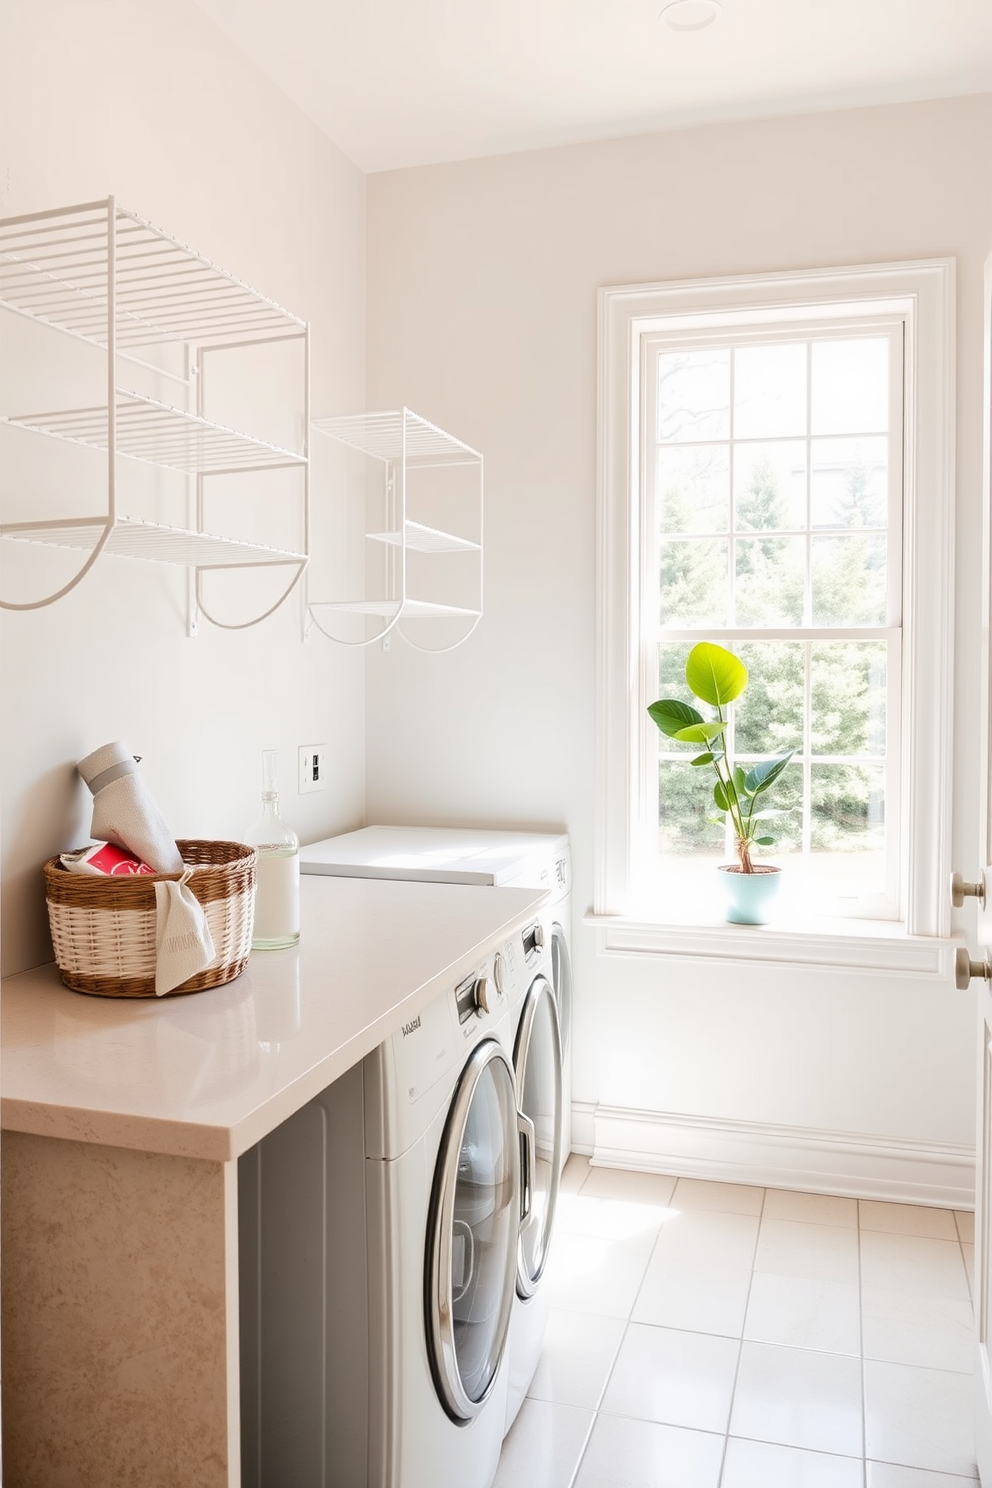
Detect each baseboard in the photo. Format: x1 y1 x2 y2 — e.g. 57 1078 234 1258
590 1104 975 1209
569 1101 597 1158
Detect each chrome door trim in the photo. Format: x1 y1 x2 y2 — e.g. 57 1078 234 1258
425 1037 518 1423
551 921 572 1051
512 973 563 1298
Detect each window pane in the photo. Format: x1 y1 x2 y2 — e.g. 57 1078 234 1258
734 442 807 530
657 348 730 443
811 436 887 529
752 759 804 857
735 535 804 626
810 763 885 853
733 342 807 439
657 445 729 533
735 642 804 755
657 640 693 699
657 759 726 855
811 338 889 435
660 539 728 627
811 534 886 625
811 642 886 756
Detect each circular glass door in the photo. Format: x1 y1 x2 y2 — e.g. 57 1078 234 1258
513 975 562 1297
551 923 572 1052
425 1038 519 1422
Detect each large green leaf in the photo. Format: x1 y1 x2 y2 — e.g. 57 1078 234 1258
673 721 727 744
691 752 715 767
647 698 703 738
685 643 748 708
713 779 731 812
744 751 795 797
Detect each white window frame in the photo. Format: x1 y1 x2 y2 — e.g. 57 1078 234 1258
593 260 955 976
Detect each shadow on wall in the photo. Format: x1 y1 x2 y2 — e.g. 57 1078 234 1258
2 760 89 975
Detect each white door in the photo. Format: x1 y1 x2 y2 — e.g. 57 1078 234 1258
977 960 992 1483
955 888 992 1484
956 253 992 1485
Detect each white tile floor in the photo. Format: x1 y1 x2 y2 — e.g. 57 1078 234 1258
494 1159 978 1488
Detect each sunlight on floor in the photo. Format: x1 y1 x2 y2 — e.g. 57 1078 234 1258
494 1159 977 1488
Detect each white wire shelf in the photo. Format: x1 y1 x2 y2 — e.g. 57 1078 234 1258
309 598 481 620
0 516 307 569
308 405 483 649
2 391 304 475
312 409 482 468
0 199 305 349
367 521 480 554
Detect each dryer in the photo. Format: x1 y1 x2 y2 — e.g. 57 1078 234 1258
239 950 522 1488
299 828 572 1438
499 920 562 1434
300 826 574 1170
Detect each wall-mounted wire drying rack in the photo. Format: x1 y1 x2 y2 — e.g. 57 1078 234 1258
308 408 483 651
0 196 309 630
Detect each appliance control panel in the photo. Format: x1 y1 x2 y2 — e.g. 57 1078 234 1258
522 920 546 961
454 956 506 1032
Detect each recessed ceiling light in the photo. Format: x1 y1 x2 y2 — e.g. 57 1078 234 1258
660 0 722 30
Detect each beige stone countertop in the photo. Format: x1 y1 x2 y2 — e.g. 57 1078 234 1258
1 874 548 1163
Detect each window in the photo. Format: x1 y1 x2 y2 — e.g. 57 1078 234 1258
596 262 954 957
648 324 901 917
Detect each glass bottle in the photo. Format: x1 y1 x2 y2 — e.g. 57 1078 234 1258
244 750 300 949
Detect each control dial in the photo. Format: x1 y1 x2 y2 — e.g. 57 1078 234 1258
472 976 491 1016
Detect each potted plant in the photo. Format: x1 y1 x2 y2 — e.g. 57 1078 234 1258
647 642 794 924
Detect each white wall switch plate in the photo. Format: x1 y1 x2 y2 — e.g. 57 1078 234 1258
298 744 329 793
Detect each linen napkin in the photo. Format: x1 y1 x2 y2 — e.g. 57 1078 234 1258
153 870 216 996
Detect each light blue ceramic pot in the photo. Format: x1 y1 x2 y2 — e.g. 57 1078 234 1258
718 865 782 925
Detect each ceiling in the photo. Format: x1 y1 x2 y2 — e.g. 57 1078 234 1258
194 0 992 173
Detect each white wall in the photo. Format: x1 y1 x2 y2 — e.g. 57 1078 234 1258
0 0 367 975
367 96 992 1203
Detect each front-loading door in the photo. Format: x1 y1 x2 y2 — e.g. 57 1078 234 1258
551 922 572 1053
426 1038 519 1423
513 974 563 1298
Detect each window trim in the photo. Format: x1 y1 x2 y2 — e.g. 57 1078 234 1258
595 260 956 968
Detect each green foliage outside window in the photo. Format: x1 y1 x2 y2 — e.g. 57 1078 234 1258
656 447 886 862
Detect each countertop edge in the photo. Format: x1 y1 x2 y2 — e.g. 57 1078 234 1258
2 881 551 1161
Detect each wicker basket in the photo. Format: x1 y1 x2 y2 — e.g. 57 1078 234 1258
44 839 256 998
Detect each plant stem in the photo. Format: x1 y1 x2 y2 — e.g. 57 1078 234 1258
714 703 755 873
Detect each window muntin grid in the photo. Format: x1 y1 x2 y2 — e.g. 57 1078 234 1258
643 323 903 916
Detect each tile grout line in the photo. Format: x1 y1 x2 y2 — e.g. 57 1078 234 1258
857 1198 869 1488
954 1208 975 1309
561 1158 648 1488
562 1157 601 1488
715 1183 767 1488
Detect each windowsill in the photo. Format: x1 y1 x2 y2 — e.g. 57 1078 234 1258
582 908 955 978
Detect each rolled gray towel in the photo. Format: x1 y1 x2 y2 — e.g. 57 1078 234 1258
77 741 183 875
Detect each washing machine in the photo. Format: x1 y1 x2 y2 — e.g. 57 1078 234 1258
239 948 522 1488
300 825 574 1171
299 829 572 1438
499 916 562 1434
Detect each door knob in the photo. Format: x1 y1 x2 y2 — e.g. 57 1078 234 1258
951 872 986 909
955 946 992 990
